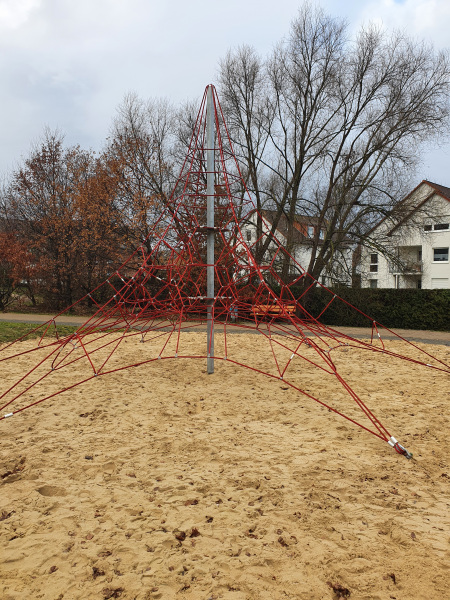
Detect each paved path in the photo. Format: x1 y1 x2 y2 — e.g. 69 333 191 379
0 313 88 326
1 312 449 345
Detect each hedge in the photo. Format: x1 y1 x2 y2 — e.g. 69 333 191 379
273 286 450 331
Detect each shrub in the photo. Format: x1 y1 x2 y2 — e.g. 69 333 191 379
297 288 450 331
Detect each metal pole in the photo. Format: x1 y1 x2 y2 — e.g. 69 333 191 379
206 86 215 374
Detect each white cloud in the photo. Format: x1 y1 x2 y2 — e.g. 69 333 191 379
357 0 450 48
0 0 40 30
0 0 448 183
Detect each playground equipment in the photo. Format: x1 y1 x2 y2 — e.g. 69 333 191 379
1 85 448 458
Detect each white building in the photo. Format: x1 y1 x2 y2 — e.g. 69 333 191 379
243 210 353 287
361 180 450 289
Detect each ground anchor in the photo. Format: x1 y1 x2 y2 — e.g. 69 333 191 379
388 436 413 459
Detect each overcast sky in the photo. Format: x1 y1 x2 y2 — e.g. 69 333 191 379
1 0 449 187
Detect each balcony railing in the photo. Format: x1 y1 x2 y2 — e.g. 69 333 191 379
388 261 423 275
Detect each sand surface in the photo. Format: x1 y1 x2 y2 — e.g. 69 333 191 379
1 332 449 600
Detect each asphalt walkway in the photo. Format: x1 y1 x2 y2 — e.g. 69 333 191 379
1 312 449 346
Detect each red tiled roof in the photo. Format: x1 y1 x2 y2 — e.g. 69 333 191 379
260 210 322 244
423 180 450 201
256 209 353 245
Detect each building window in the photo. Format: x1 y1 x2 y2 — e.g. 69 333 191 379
246 229 252 242
424 222 449 232
417 279 422 289
370 253 378 272
370 279 378 289
308 226 314 238
433 248 449 262
319 229 324 240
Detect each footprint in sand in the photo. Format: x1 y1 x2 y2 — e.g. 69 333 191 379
102 461 117 474
37 485 67 497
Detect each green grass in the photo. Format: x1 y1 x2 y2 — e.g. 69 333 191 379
0 322 78 344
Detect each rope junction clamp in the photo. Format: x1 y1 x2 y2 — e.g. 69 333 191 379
4 413 13 418
388 436 413 459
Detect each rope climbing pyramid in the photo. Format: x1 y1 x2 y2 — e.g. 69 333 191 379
1 85 449 457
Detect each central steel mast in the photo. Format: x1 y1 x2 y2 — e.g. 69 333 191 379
206 85 215 374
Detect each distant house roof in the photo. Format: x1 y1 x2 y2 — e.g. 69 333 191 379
259 209 322 245
424 180 450 201
369 179 450 236
247 209 353 246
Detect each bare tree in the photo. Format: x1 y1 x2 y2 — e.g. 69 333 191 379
218 3 450 285
106 93 178 256
219 46 278 263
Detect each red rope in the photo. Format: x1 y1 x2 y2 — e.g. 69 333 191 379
0 84 448 458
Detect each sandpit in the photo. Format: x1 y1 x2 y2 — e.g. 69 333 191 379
1 332 449 599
